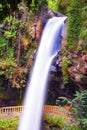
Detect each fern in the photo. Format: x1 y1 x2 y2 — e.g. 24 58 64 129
0 37 8 47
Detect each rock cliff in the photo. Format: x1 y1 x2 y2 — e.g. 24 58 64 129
29 7 87 102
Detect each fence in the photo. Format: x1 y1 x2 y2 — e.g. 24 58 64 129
0 105 60 114
0 105 71 119
0 105 59 115
0 106 23 115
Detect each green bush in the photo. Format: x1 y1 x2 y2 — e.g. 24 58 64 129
46 0 59 11
0 118 18 130
79 5 87 43
67 0 82 49
44 114 68 128
44 114 79 129
59 90 87 130
61 56 71 84
62 123 80 130
72 90 87 130
67 0 87 50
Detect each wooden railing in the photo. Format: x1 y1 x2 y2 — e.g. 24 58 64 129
44 105 59 113
0 106 24 115
0 105 72 120
0 105 60 115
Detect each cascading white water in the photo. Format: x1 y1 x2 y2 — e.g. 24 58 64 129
18 16 67 130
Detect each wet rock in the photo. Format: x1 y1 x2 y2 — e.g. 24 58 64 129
29 18 43 40
30 49 37 60
50 52 62 73
29 7 63 40
29 23 36 39
82 53 87 62
36 19 43 39
14 2 27 22
65 51 87 89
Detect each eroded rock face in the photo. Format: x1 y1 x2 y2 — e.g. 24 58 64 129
29 7 63 40
67 52 87 90
29 18 43 40
29 7 87 99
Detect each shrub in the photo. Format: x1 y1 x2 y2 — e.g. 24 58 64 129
67 0 86 50
72 90 87 130
59 90 87 129
61 56 71 84
44 114 78 129
62 123 80 130
0 118 18 130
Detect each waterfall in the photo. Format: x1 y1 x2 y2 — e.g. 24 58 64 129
18 16 67 130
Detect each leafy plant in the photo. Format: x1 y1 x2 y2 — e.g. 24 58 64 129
46 0 59 11
67 0 86 50
44 114 79 129
79 5 87 43
4 16 21 39
61 56 71 84
0 118 18 130
44 114 68 128
62 123 80 130
0 37 8 57
59 90 87 130
72 90 87 130
58 0 69 14
0 37 8 47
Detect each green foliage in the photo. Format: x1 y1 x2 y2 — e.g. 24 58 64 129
79 5 87 43
67 0 81 49
44 114 79 129
82 118 87 128
67 0 87 50
0 2 36 89
44 114 68 128
80 30 87 42
62 123 80 130
0 16 21 58
61 57 71 84
0 58 16 79
59 96 72 106
0 0 19 22
58 0 69 14
0 118 18 130
0 13 29 88
0 38 15 58
59 90 87 130
0 16 18 73
4 16 21 39
0 37 8 47
0 36 8 57
72 90 87 130
0 4 2 11
46 0 59 11
0 58 16 68
29 0 45 12
4 30 16 39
